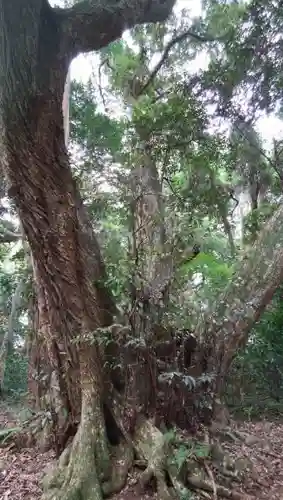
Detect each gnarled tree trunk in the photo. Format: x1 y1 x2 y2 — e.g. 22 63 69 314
0 1 175 498
1 2 283 497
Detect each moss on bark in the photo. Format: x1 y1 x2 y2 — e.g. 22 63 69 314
133 417 174 500
42 345 135 500
42 408 104 500
42 416 134 500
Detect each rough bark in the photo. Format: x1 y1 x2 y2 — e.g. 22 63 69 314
0 1 175 498
57 0 175 56
125 109 174 417
27 284 43 409
0 2 281 497
128 121 199 340
129 152 167 338
128 151 200 345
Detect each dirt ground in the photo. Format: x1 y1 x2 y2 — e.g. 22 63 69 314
1 402 283 500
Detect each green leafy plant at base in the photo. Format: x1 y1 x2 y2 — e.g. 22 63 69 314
169 437 211 472
0 426 21 444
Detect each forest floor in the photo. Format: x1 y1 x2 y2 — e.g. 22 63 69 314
0 400 283 500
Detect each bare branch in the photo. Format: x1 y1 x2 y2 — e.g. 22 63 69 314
0 229 21 243
56 0 176 58
98 58 114 111
138 29 225 97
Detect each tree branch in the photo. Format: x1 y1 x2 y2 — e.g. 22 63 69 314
195 202 283 393
0 229 21 243
138 28 224 97
56 0 176 58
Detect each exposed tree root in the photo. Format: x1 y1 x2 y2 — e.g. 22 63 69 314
204 462 217 500
211 428 240 443
41 403 134 500
133 418 211 499
42 421 104 500
133 418 246 500
188 475 243 499
42 437 134 500
133 417 174 500
102 441 134 497
40 404 247 500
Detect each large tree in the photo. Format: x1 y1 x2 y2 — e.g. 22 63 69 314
3 1 283 499
0 1 175 499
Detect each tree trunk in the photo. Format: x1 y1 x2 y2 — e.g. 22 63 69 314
0 1 175 498
0 0 110 487
0 277 25 394
127 128 171 415
129 152 167 339
2 2 283 497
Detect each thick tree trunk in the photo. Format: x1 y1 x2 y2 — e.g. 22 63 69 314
2 63 115 500
1 2 283 498
0 1 175 498
127 135 170 416
0 0 112 493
